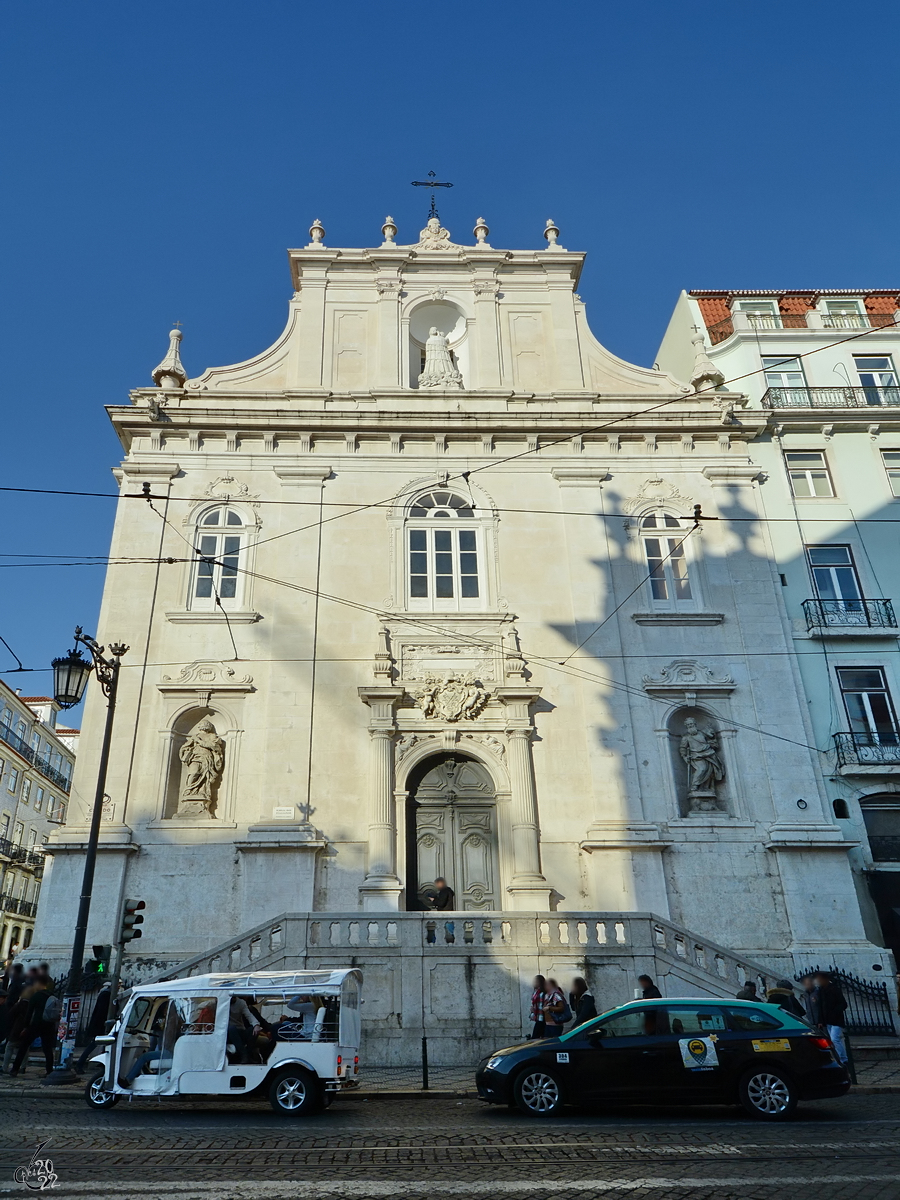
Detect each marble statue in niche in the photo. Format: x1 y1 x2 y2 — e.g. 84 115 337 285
176 719 225 819
679 716 725 813
418 327 463 389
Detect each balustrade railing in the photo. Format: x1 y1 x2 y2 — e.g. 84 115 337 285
0 837 45 871
0 894 38 918
803 597 897 631
764 386 900 409
834 731 900 767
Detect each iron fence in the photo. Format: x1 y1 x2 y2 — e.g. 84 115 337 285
0 723 71 792
764 385 900 409
833 731 900 767
795 965 897 1036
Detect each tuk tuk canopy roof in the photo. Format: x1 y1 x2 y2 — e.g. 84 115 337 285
137 969 361 996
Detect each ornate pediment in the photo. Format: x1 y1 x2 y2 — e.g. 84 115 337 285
204 476 259 506
622 476 693 516
642 659 734 695
158 661 255 693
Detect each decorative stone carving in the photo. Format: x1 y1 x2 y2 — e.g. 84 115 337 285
642 660 734 694
202 476 259 507
376 278 402 297
429 288 447 302
622 476 692 516
473 217 490 245
151 327 187 389
689 330 725 393
397 732 435 759
543 218 561 247
412 675 489 722
415 217 456 250
176 719 225 819
381 216 397 244
463 732 506 758
473 279 499 297
418 327 463 389
161 661 254 688
308 219 325 247
679 717 725 813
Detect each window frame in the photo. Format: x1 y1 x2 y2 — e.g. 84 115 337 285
805 545 863 602
784 450 835 498
837 666 898 739
402 489 491 613
882 450 900 498
186 503 256 613
854 355 900 406
638 510 698 612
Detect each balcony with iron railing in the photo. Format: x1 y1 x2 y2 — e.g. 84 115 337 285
706 309 897 345
822 312 898 330
0 837 45 874
803 598 897 632
0 722 71 792
0 894 38 918
764 385 900 409
834 731 900 769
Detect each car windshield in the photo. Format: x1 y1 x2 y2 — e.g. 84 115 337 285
559 1000 807 1042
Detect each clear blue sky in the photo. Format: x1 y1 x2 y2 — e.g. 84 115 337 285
2 0 898 698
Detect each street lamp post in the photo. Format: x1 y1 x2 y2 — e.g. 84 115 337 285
44 627 127 1084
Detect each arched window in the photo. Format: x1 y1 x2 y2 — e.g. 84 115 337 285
191 505 249 610
407 491 480 609
641 513 694 609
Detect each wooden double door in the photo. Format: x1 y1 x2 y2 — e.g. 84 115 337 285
412 757 500 910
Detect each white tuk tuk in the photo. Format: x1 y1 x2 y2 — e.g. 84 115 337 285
84 969 362 1116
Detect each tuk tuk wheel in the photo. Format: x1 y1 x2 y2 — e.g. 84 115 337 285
85 1070 119 1110
268 1066 321 1116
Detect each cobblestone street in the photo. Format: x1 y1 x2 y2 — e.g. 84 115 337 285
2 1089 900 1199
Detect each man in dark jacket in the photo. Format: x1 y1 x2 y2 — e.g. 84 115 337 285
735 981 758 1001
569 977 598 1026
766 980 804 1018
638 974 662 999
10 981 56 1077
76 985 112 1072
4 964 24 1008
433 878 455 910
811 971 849 1065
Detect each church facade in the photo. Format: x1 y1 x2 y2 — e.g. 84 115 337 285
30 214 888 1020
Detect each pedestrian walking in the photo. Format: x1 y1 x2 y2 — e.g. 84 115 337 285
10 979 57 1077
529 975 548 1040
4 964 24 1008
766 979 804 1019
542 978 571 1037
1 984 34 1074
800 974 816 1023
638 974 662 999
735 980 758 1001
811 970 849 1065
569 977 597 1026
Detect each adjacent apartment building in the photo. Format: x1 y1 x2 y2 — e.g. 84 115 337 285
0 682 77 958
657 288 900 962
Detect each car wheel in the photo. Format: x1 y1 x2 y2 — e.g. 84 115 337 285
739 1067 797 1120
514 1068 564 1117
268 1066 322 1117
84 1070 119 1110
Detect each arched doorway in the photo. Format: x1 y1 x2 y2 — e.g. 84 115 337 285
405 754 500 911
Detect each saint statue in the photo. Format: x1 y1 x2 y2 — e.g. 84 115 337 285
176 719 225 819
418 327 463 389
679 717 725 812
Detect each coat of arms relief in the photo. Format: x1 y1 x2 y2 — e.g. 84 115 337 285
411 674 489 722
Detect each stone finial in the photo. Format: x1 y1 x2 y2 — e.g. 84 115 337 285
473 217 490 246
151 326 187 389
543 218 560 247
690 329 726 393
381 216 397 245
308 219 325 247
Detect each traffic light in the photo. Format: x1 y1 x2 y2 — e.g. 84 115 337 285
81 944 111 991
120 898 145 943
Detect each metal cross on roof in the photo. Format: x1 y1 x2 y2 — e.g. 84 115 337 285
411 170 454 220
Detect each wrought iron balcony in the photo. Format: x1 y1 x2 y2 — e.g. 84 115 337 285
0 894 38 918
0 722 71 792
868 834 900 862
803 598 897 631
834 731 900 768
707 313 810 344
0 837 45 873
764 385 900 409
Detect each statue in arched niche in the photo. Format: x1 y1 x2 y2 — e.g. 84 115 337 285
418 327 463 389
679 716 725 813
176 719 225 819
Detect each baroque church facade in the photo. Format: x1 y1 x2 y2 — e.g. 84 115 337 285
30 213 888 1028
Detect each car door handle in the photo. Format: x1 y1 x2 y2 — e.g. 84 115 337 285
641 1050 665 1056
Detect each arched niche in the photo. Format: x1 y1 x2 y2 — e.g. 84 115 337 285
403 753 499 911
406 300 469 388
667 706 728 817
163 706 229 820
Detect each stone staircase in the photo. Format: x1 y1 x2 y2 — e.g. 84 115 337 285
153 911 778 1066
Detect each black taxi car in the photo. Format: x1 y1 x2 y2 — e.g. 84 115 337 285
476 998 850 1120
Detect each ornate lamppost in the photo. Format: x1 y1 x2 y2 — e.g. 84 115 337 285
44 627 127 1083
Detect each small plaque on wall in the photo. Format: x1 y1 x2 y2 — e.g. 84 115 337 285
272 806 295 819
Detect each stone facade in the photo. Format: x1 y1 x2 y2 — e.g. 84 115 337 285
658 288 900 967
28 220 887 1003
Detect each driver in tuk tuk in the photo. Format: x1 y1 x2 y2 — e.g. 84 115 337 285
120 1001 175 1087
227 995 271 1063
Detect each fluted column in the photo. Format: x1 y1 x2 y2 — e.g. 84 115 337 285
358 687 403 910
496 687 552 909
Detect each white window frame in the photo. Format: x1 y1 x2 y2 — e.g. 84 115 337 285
882 450 900 498
736 299 783 330
785 451 835 498
837 666 898 737
398 487 497 613
21 779 31 805
7 769 18 795
806 545 862 601
638 510 699 612
854 355 900 406
187 504 254 612
33 787 43 813
822 298 868 329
